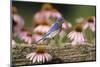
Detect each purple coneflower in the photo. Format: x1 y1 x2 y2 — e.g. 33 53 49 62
33 25 50 42
33 25 50 34
18 28 33 44
51 9 62 18
83 16 95 32
67 24 86 45
26 47 52 64
33 34 42 42
59 22 72 37
12 6 24 33
62 22 72 29
33 11 49 25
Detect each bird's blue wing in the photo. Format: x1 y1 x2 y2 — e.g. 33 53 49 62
48 22 60 32
36 22 60 43
44 22 60 37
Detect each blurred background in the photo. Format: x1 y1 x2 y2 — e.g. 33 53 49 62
12 1 96 27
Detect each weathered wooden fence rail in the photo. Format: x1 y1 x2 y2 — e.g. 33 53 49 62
12 44 96 66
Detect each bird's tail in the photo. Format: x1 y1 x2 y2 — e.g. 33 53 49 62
35 32 50 44
36 38 44 44
35 36 47 44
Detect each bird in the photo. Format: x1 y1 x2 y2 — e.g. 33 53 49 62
36 17 65 44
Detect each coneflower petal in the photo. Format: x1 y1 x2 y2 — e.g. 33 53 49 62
29 53 36 60
26 54 31 59
70 32 76 40
44 53 52 61
32 55 37 63
39 54 43 62
80 33 84 42
28 38 32 44
44 53 49 61
89 23 95 32
46 53 52 61
26 53 34 59
24 37 28 42
42 54 45 63
67 31 74 38
29 55 34 61
83 22 89 30
78 32 82 42
37 54 41 63
74 32 78 42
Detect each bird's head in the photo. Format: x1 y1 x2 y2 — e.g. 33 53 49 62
57 17 65 24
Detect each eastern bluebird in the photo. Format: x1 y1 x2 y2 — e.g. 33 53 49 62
36 17 64 44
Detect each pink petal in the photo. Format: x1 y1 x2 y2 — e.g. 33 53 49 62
74 32 78 41
44 53 49 61
67 31 74 38
77 32 82 42
44 53 52 61
24 37 29 42
83 23 89 30
32 55 38 63
42 54 45 63
26 54 32 59
26 53 35 59
39 54 43 62
45 53 52 61
28 38 32 44
70 32 76 40
79 33 84 43
89 23 95 32
29 53 36 60
37 54 41 63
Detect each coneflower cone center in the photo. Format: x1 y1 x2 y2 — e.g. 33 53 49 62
36 32 44 35
27 32 32 37
36 47 45 53
87 17 94 23
75 25 82 32
41 22 49 25
21 28 27 32
13 20 17 26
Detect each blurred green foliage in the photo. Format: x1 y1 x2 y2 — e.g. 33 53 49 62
12 1 96 27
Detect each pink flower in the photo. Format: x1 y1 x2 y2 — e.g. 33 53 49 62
62 22 72 29
67 24 86 45
33 25 50 42
13 14 24 33
33 25 50 34
41 10 52 19
51 9 62 18
33 34 42 42
59 22 72 37
59 30 66 38
26 52 52 63
41 10 53 23
18 29 33 44
26 47 52 63
33 11 50 25
83 16 96 32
